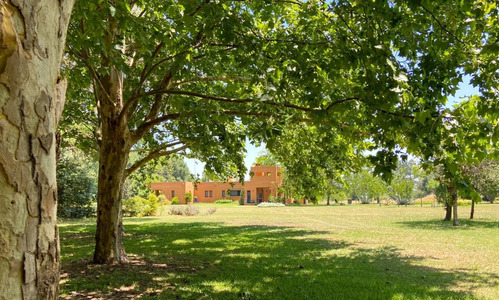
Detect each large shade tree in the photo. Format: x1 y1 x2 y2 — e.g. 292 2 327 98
63 0 498 264
0 0 74 298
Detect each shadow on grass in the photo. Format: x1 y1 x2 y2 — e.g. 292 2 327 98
59 222 497 300
397 218 499 230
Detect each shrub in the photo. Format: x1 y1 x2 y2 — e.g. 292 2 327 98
169 205 184 215
184 205 200 216
58 205 95 219
215 199 233 204
185 192 193 204
143 194 159 216
458 199 472 206
206 208 217 215
57 150 97 218
158 194 170 205
122 196 147 217
168 205 200 216
171 196 180 205
359 196 371 204
257 202 285 207
268 195 276 202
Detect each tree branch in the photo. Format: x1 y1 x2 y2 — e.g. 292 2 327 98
131 113 183 142
324 97 361 111
417 2 466 46
189 0 210 16
171 76 251 87
134 89 323 112
67 47 115 106
125 143 189 177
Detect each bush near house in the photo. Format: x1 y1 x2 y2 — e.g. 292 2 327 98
144 194 160 216
206 208 217 215
122 194 160 217
185 192 193 204
271 196 287 204
169 205 200 216
158 195 170 205
257 202 286 207
171 196 180 205
122 196 147 217
215 199 233 204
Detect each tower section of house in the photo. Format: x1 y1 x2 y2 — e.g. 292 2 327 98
244 164 283 204
150 165 283 204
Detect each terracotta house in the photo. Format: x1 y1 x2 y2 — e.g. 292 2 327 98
150 165 282 204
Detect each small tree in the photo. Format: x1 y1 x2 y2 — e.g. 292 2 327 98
240 189 245 205
466 160 499 204
185 192 193 204
435 183 453 221
171 196 180 205
388 161 418 206
347 170 385 204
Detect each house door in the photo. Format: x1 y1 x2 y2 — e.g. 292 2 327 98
247 191 251 203
263 188 271 202
257 188 263 203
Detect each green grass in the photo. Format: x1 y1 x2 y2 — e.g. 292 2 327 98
59 203 499 299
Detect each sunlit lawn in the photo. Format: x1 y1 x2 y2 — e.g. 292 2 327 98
59 202 499 299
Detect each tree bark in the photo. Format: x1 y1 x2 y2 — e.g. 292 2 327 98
93 139 129 264
444 204 452 221
0 0 73 298
326 194 330 205
470 199 475 220
93 68 132 264
449 186 459 226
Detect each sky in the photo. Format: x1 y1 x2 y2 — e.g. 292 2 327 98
184 76 479 179
447 75 480 107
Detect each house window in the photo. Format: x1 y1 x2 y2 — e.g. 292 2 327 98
222 190 226 198
171 190 175 198
229 190 241 196
267 172 271 176
205 190 208 197
209 190 213 198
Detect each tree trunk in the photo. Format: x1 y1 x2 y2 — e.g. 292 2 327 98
326 194 330 205
93 67 132 264
470 199 475 220
93 139 129 264
444 204 452 221
0 0 73 298
449 186 459 226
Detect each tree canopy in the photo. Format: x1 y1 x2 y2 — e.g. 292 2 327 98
65 0 497 178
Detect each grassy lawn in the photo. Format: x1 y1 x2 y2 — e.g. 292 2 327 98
59 203 499 299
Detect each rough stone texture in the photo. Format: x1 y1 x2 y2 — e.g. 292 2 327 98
0 0 74 299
